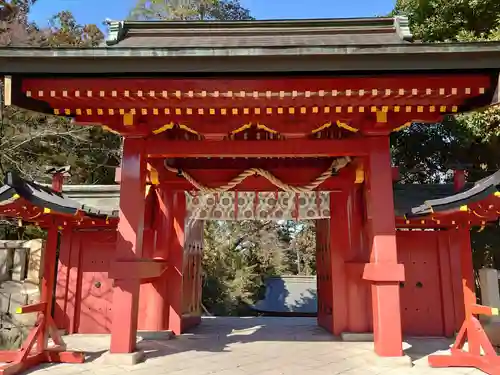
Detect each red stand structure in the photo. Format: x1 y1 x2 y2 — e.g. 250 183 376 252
429 227 500 374
0 168 84 375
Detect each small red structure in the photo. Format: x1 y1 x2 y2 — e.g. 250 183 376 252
1 15 500 373
0 168 105 375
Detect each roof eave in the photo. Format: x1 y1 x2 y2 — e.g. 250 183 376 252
2 43 500 75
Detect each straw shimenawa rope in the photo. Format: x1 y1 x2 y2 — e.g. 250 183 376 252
163 157 352 194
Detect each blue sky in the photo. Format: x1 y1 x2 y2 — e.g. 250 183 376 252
30 0 395 29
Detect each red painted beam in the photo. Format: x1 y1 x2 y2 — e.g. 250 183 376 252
73 111 443 138
158 158 340 169
108 259 168 280
0 352 18 363
145 139 371 158
151 163 358 192
471 304 499 317
362 263 405 282
76 113 355 135
23 74 491 91
51 93 473 110
15 302 47 314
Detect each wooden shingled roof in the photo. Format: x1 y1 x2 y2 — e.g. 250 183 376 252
2 16 500 74
402 169 500 219
0 172 118 224
104 17 413 48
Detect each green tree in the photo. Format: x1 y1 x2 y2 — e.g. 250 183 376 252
391 0 500 182
391 0 500 270
0 7 120 184
393 0 500 42
46 10 103 47
278 221 316 275
202 220 290 315
0 4 120 240
129 0 253 21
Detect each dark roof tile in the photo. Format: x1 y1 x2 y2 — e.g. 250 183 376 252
0 172 118 219
394 169 500 218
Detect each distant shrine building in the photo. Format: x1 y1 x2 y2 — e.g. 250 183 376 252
1 16 500 374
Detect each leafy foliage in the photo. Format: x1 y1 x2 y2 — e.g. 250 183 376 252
391 0 500 182
129 0 253 21
0 3 120 239
393 0 500 42
201 220 315 315
0 5 119 184
47 11 103 47
392 0 500 270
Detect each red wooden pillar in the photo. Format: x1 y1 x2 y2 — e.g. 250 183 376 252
38 170 65 348
316 219 333 332
330 192 349 335
345 186 371 333
166 191 186 335
138 186 168 332
37 222 59 350
54 228 72 331
364 136 404 357
110 138 147 354
315 220 328 331
458 226 477 347
145 187 173 332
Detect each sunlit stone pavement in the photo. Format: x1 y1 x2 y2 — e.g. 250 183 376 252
21 317 484 374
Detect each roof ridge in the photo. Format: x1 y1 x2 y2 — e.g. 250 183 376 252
104 16 411 46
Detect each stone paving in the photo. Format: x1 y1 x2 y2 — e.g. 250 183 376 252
23 317 484 374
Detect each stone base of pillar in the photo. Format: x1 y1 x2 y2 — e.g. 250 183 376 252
102 350 144 366
137 330 174 341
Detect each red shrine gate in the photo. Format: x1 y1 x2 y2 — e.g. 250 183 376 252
53 192 467 337
50 181 468 339
1 15 500 375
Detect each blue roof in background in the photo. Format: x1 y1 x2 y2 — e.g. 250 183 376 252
252 276 317 315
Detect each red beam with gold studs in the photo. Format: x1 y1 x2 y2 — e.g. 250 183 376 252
23 75 489 106
20 74 492 137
